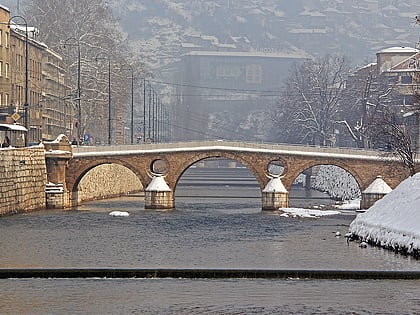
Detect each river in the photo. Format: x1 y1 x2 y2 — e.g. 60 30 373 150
0 167 419 314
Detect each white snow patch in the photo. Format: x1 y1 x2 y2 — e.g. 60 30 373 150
279 208 340 219
350 173 420 252
109 211 130 217
262 177 287 193
145 175 171 192
363 176 392 194
334 199 360 210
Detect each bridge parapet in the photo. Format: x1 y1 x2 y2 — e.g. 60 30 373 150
72 141 384 159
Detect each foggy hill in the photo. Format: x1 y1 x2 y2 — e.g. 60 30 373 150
111 0 420 74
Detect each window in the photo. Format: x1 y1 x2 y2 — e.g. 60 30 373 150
5 32 8 48
216 64 241 78
5 63 8 79
246 64 262 83
401 75 412 84
0 92 2 106
0 61 2 77
0 29 2 46
4 93 8 106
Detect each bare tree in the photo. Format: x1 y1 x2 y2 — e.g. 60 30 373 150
338 68 398 148
275 55 351 146
370 107 416 176
22 0 148 144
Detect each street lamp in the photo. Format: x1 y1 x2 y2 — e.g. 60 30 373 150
8 16 28 146
61 37 81 145
95 52 111 145
120 65 134 144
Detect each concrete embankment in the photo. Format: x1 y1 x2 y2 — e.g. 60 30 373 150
0 268 419 280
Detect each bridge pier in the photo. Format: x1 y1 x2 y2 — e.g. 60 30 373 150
144 175 174 210
360 176 392 209
262 176 289 210
44 135 73 209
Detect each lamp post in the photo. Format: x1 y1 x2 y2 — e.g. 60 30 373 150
95 52 111 145
121 65 134 144
143 78 146 143
8 16 28 146
61 37 81 145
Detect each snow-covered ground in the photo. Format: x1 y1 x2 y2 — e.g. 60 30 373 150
279 208 340 219
349 172 420 256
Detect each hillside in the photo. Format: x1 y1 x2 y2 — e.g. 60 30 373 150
111 0 420 73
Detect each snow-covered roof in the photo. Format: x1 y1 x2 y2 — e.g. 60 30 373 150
145 175 171 192
403 111 419 118
184 50 307 59
181 42 202 48
299 9 326 17
262 177 287 193
288 28 328 34
378 46 419 54
363 176 392 194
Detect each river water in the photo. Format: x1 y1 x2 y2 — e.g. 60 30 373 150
0 167 419 314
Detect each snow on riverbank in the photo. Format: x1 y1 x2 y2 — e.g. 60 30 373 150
279 208 340 218
349 173 420 256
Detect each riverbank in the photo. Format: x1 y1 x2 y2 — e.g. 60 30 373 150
350 172 420 258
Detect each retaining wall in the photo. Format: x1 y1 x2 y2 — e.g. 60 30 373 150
0 147 47 215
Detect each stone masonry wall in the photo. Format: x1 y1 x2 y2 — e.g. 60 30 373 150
0 147 47 215
77 164 143 202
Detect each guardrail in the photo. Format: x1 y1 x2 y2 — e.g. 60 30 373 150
72 140 383 157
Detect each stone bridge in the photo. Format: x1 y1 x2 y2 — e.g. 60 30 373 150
45 137 414 210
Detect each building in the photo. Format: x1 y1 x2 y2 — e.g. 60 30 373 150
175 50 307 141
0 5 71 144
378 46 420 151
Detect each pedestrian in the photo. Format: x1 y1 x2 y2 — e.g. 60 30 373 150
2 136 10 148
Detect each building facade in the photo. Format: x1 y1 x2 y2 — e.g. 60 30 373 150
0 5 72 144
176 51 306 141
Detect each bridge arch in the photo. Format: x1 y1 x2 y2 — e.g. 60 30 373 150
283 159 364 193
66 157 146 206
289 163 361 201
167 151 269 191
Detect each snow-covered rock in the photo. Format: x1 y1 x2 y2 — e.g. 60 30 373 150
109 211 130 217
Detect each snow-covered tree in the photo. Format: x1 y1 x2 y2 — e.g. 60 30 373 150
23 0 147 144
369 107 416 176
274 55 351 146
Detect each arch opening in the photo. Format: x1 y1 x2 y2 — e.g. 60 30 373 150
174 157 261 213
150 158 169 175
267 159 285 177
289 164 361 210
75 163 143 205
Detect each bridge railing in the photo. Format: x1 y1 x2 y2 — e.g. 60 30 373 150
71 140 384 157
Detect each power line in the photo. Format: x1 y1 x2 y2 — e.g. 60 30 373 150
149 78 283 94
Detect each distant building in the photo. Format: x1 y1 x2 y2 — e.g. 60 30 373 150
345 46 420 150
175 50 307 141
